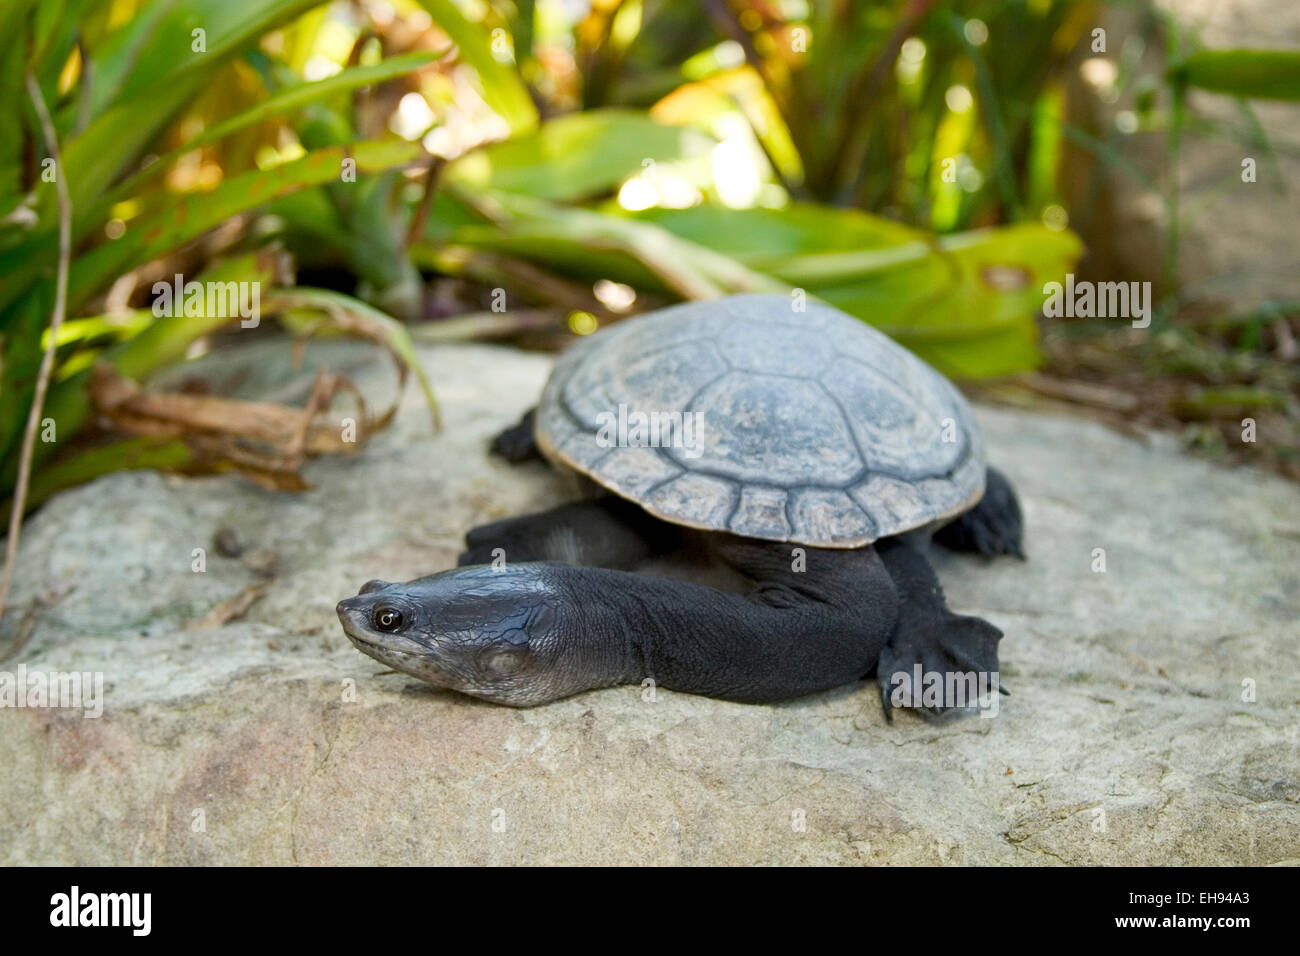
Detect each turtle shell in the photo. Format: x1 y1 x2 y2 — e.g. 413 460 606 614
535 294 985 548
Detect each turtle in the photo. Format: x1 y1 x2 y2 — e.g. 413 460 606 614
337 294 1024 718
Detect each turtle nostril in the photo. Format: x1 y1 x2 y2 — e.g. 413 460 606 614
336 595 369 619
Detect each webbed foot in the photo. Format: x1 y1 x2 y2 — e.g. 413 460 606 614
876 612 1002 722
875 538 1004 722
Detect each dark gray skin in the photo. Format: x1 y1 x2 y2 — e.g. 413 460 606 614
337 412 1023 718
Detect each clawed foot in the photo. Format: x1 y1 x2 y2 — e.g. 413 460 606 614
876 612 1003 722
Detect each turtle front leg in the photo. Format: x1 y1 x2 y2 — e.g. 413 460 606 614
339 543 898 706
875 538 1004 721
458 496 677 568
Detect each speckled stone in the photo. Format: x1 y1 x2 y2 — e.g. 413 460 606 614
1 338 1297 864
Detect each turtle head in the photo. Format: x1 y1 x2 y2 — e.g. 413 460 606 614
336 565 589 706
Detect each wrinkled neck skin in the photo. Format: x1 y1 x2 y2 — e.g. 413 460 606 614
537 568 647 695
514 565 737 699
340 550 891 707
558 569 679 689
456 565 686 701
546 554 890 704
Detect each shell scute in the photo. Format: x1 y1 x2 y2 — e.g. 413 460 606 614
535 295 985 547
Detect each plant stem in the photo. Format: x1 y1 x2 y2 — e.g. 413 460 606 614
0 74 73 621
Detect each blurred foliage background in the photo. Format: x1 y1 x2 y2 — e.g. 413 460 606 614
1 0 1298 523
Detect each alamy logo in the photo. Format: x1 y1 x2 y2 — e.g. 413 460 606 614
1042 273 1151 328
595 404 705 459
152 273 260 328
0 665 103 718
888 666 1001 717
50 886 151 936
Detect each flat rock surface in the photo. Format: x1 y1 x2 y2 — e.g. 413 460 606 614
2 339 1297 865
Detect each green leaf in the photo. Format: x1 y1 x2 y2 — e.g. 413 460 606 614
22 437 194 512
74 0 177 119
630 202 921 260
629 204 1081 379
439 192 784 299
109 0 327 106
448 109 708 202
0 0 334 310
0 0 32 211
814 225 1083 379
265 189 353 257
5 254 278 491
66 139 423 313
31 0 94 107
0 0 35 62
0 288 52 472
58 0 327 214
103 51 444 210
412 0 537 135
1172 49 1300 101
1026 84 1065 213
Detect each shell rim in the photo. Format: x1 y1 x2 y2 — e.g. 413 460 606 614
535 421 986 549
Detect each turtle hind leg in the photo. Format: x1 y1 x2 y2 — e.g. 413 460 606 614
875 539 1003 722
933 466 1025 559
490 407 542 462
459 496 675 569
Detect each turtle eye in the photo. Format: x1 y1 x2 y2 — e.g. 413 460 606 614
373 606 404 632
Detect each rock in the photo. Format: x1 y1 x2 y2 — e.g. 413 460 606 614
1 338 1297 865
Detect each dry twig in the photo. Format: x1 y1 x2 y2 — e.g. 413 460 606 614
0 75 73 621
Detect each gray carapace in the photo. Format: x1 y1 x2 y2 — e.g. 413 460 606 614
537 294 986 546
